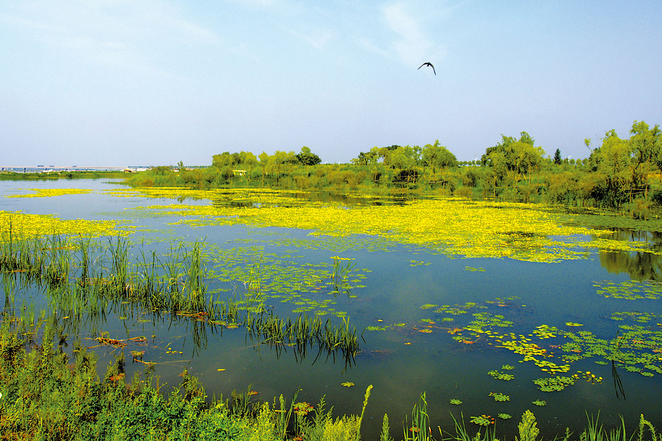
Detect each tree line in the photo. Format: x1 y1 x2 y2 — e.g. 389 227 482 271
125 120 662 217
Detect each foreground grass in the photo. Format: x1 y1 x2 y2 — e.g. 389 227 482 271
0 317 660 441
0 315 371 440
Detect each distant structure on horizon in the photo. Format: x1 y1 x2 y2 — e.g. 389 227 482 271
0 165 151 173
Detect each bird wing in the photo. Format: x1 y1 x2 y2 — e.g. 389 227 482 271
418 62 436 75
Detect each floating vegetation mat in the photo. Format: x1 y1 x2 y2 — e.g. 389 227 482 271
4 188 94 198
378 296 662 393
594 280 662 300
202 243 368 318
0 210 124 240
105 187 314 206
121 190 657 262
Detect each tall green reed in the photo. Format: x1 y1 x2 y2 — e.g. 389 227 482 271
1 232 362 360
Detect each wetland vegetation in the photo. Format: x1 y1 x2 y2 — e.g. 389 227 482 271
125 120 661 219
2 121 662 439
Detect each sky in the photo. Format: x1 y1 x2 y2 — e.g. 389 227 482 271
1 0 661 167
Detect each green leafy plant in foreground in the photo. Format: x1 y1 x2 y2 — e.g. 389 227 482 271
516 410 539 441
0 313 375 440
404 392 430 441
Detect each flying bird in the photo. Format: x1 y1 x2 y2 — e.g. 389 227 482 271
418 62 436 75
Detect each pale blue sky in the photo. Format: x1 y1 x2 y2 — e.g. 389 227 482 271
1 0 660 167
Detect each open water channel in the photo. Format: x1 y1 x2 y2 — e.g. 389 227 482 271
2 178 662 439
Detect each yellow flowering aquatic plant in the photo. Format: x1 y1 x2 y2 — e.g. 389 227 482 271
4 188 94 198
123 190 652 263
0 211 124 241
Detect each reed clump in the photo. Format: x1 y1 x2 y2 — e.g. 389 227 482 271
244 310 360 366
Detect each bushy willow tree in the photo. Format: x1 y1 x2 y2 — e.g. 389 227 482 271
587 121 662 207
351 141 457 186
421 140 458 173
481 132 545 186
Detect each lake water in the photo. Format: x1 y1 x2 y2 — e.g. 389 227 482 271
2 178 662 439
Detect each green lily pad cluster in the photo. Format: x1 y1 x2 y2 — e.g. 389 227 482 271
611 311 658 323
489 392 510 402
532 324 558 339
201 243 368 317
559 326 662 377
533 375 578 392
485 296 520 307
594 280 662 300
465 312 514 334
464 266 485 272
434 302 485 316
364 325 389 331
470 415 495 427
420 304 438 310
488 369 515 381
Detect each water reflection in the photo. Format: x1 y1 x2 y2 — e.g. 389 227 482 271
599 230 662 280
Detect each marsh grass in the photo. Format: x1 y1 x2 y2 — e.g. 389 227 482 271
0 312 368 440
1 232 361 361
330 256 357 295
404 392 431 441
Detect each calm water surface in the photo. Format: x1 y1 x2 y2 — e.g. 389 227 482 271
2 179 662 439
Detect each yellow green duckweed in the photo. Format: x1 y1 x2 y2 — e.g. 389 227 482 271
124 191 653 263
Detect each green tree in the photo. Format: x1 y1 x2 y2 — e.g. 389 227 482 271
212 152 235 168
296 146 322 165
258 152 271 182
553 149 562 165
421 140 458 172
591 129 633 207
630 121 661 194
384 147 416 170
481 132 545 184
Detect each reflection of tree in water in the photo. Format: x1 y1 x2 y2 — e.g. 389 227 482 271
599 230 662 281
